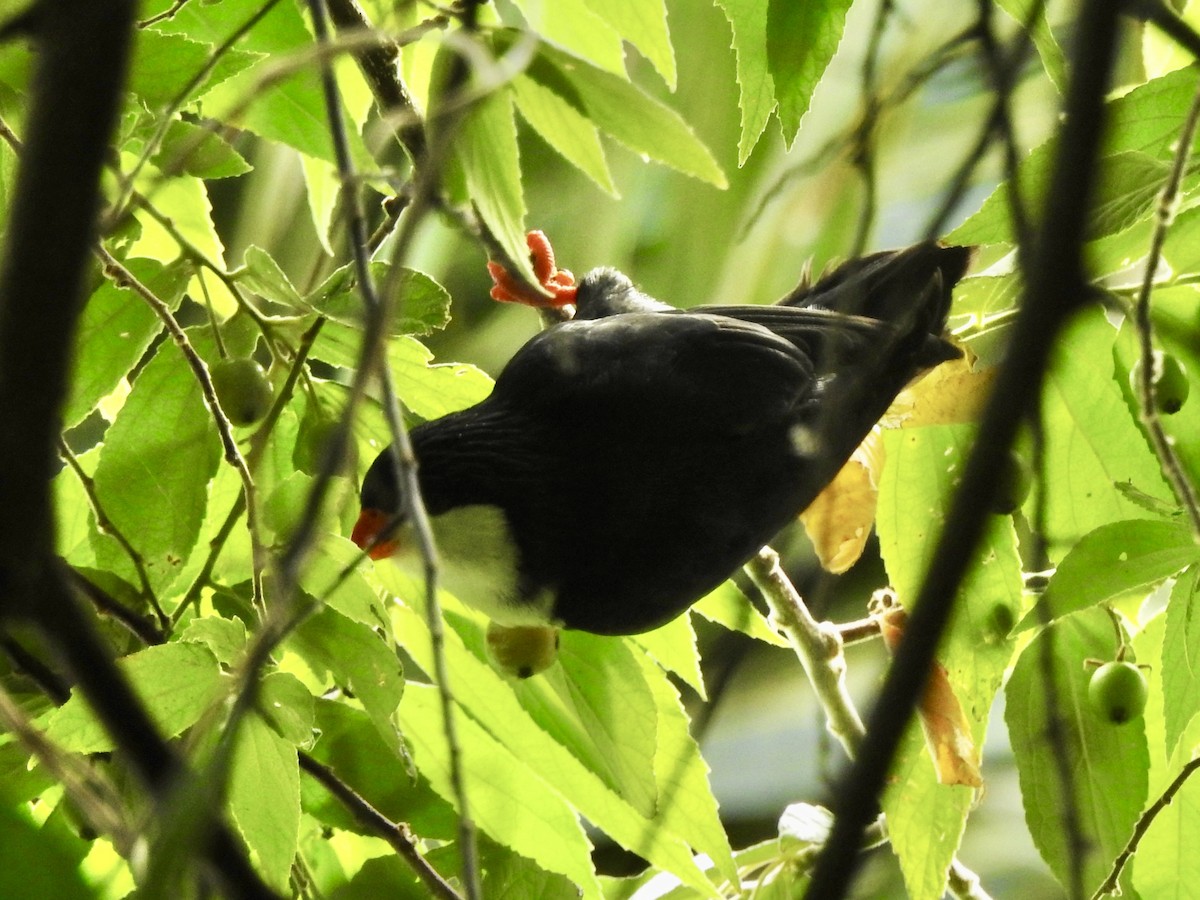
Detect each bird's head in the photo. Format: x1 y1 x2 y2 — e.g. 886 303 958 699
351 448 405 559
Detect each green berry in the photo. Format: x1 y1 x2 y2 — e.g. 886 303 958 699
1131 350 1190 415
296 417 357 476
485 622 560 679
211 357 273 426
1087 661 1148 725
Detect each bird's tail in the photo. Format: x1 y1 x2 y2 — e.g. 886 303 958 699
779 242 971 339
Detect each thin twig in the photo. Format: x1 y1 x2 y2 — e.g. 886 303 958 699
305 1 482 894
1091 755 1200 898
849 0 894 255
298 752 464 900
836 616 882 645
137 0 196 27
68 567 165 646
56 437 167 630
1131 80 1200 540
173 316 325 624
745 549 991 900
0 635 70 703
924 0 1045 239
93 246 267 616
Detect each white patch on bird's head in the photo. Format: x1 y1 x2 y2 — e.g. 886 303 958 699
386 504 558 627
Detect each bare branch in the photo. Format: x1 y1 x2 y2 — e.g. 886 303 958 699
299 752 465 900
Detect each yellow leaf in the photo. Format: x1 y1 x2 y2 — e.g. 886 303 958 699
886 352 996 428
875 599 982 788
799 431 884 574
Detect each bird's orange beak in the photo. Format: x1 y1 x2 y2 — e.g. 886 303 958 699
351 507 400 560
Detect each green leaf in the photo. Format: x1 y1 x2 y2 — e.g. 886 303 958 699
951 67 1200 245
453 87 532 286
1040 308 1173 550
508 0 626 77
1161 204 1200 274
1036 519 1199 623
300 153 338 256
309 327 494 420
237 245 303 307
383 594 721 896
399 683 602 896
259 671 316 747
765 0 852 146
1162 566 1200 756
44 642 224 753
715 0 777 165
305 262 452 336
1006 608 1148 896
64 258 187 429
0 801 93 900
1089 152 1177 238
512 74 617 196
581 0 676 88
229 714 300 893
130 171 224 265
129 31 259 107
692 579 787 647
300 538 391 629
91 330 222 593
884 727 973 900
179 615 248 666
158 0 372 167
480 835 585 899
528 42 727 188
995 0 1066 91
878 425 1024 899
388 338 495 419
639 651 737 885
529 631 660 817
631 613 705 700
152 119 252 179
1130 606 1200 897
304 700 455 840
290 606 405 752
1131 768 1200 898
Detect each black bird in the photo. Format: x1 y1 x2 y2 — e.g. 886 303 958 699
353 242 969 647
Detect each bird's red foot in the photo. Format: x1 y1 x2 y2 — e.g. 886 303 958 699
488 230 577 308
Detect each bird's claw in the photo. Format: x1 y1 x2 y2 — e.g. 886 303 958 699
488 230 578 308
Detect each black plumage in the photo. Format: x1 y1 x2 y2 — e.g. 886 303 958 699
356 243 969 636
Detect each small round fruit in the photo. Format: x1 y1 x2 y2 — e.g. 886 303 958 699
486 622 560 679
991 449 1032 515
1131 350 1190 415
297 417 357 476
211 357 273 426
1087 661 1148 725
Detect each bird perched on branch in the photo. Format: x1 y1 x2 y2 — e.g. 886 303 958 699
353 232 969 675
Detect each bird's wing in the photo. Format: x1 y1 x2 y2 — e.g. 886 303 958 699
488 310 821 432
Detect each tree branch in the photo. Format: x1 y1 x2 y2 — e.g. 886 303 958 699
298 752 464 900
0 4 276 896
805 2 1125 895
